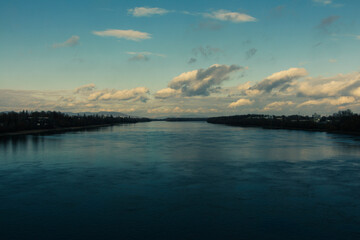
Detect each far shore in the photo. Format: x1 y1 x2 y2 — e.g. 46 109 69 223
0 124 118 137
208 122 360 136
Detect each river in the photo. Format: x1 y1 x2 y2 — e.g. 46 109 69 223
1 121 360 239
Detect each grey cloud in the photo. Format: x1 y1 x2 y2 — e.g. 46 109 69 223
313 42 323 47
269 5 285 18
245 48 257 59
74 83 96 94
52 36 80 48
192 46 221 58
167 64 243 97
129 54 149 61
188 58 197 64
317 15 340 33
194 20 223 31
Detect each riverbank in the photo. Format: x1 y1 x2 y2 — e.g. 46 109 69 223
207 113 360 136
210 122 360 136
0 124 117 137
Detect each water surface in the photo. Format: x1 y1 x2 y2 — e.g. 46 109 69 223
1 122 360 239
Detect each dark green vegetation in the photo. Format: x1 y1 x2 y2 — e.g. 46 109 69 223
0 111 150 134
208 109 360 134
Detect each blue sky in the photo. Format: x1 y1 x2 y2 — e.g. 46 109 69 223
1 0 360 117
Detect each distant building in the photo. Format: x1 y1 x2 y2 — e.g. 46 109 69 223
312 113 321 122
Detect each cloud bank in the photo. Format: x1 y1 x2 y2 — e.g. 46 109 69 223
88 87 150 102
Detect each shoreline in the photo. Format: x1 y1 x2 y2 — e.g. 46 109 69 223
208 122 360 136
0 124 118 137
2 121 360 138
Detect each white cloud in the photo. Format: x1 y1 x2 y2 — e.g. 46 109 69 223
147 106 218 114
92 29 151 41
89 87 150 102
154 88 180 99
313 0 332 5
351 87 360 97
237 81 252 91
126 51 165 57
264 101 293 111
252 68 308 93
126 51 166 61
128 7 169 17
52 35 79 48
204 10 256 23
228 98 254 108
298 96 355 107
297 72 360 98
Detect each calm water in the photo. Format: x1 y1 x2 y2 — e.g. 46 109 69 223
1 122 360 240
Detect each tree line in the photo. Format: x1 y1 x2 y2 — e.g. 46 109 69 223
0 111 150 133
207 109 360 133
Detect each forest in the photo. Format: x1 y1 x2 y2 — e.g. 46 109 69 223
207 109 360 134
0 111 150 134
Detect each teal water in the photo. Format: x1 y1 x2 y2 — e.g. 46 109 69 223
1 122 360 239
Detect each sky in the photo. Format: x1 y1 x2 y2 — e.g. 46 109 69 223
1 0 360 117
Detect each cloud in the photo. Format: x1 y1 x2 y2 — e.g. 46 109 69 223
52 35 79 48
312 0 342 7
225 81 260 97
297 72 360 98
357 36 360 40
228 98 254 108
92 29 151 41
252 68 308 93
298 96 355 107
74 83 96 94
329 58 337 63
245 48 257 59
313 0 333 5
188 58 197 64
264 101 293 111
126 51 165 61
129 54 149 61
204 10 256 23
88 87 150 102
192 46 221 58
194 20 223 31
237 82 252 91
165 64 243 97
317 16 340 33
154 88 180 99
147 106 216 114
188 46 222 64
319 15 340 26
223 70 360 114
128 7 169 17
